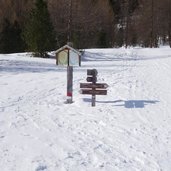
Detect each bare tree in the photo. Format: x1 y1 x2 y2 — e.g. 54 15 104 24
48 0 114 48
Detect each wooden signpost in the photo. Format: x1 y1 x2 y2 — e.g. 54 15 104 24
56 44 81 103
67 66 73 103
80 69 108 107
80 83 108 89
80 89 107 95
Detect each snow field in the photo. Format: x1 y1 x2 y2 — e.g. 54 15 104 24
0 47 171 171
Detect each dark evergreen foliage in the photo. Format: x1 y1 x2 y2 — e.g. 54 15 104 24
97 30 108 48
0 19 25 53
0 0 171 49
22 0 56 57
109 0 121 20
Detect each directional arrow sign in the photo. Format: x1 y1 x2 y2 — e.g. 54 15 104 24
80 89 107 95
80 83 109 89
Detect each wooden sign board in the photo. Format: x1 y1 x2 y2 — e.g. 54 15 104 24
80 89 107 95
80 83 108 89
56 45 81 66
57 50 68 65
80 69 108 106
69 50 80 66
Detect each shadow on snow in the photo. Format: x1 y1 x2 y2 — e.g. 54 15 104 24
0 59 64 73
82 51 171 62
83 98 159 108
113 100 159 108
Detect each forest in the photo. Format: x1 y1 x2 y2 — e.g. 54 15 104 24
0 0 171 54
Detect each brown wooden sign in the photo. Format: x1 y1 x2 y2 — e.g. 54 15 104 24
80 89 107 95
80 83 108 89
80 69 108 106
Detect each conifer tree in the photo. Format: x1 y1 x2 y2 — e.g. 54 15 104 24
23 0 56 57
0 19 11 53
0 18 24 53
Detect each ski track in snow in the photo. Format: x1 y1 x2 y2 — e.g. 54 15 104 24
0 48 171 171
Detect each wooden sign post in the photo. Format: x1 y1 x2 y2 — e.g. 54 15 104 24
56 44 81 104
67 66 73 103
87 69 97 106
80 69 108 107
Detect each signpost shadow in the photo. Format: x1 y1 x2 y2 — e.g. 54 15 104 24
83 98 92 103
95 100 159 108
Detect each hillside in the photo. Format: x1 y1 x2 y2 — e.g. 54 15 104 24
0 47 171 171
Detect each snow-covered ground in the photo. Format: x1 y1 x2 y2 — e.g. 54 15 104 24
0 47 171 171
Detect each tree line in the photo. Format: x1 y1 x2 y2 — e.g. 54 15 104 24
0 0 171 56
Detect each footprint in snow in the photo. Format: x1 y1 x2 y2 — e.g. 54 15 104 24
36 165 47 171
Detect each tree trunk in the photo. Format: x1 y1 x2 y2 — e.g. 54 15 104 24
150 0 154 48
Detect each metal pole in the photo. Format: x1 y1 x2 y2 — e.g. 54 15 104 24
67 66 73 103
92 95 96 107
92 88 96 107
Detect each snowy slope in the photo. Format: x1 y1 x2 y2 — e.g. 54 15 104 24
0 47 171 171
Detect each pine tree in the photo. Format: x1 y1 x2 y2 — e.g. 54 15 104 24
22 0 56 57
0 18 24 53
0 19 11 53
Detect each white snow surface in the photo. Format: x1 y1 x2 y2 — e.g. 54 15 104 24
0 47 171 171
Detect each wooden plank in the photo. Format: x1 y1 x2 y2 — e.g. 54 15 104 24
80 89 107 95
80 83 108 89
